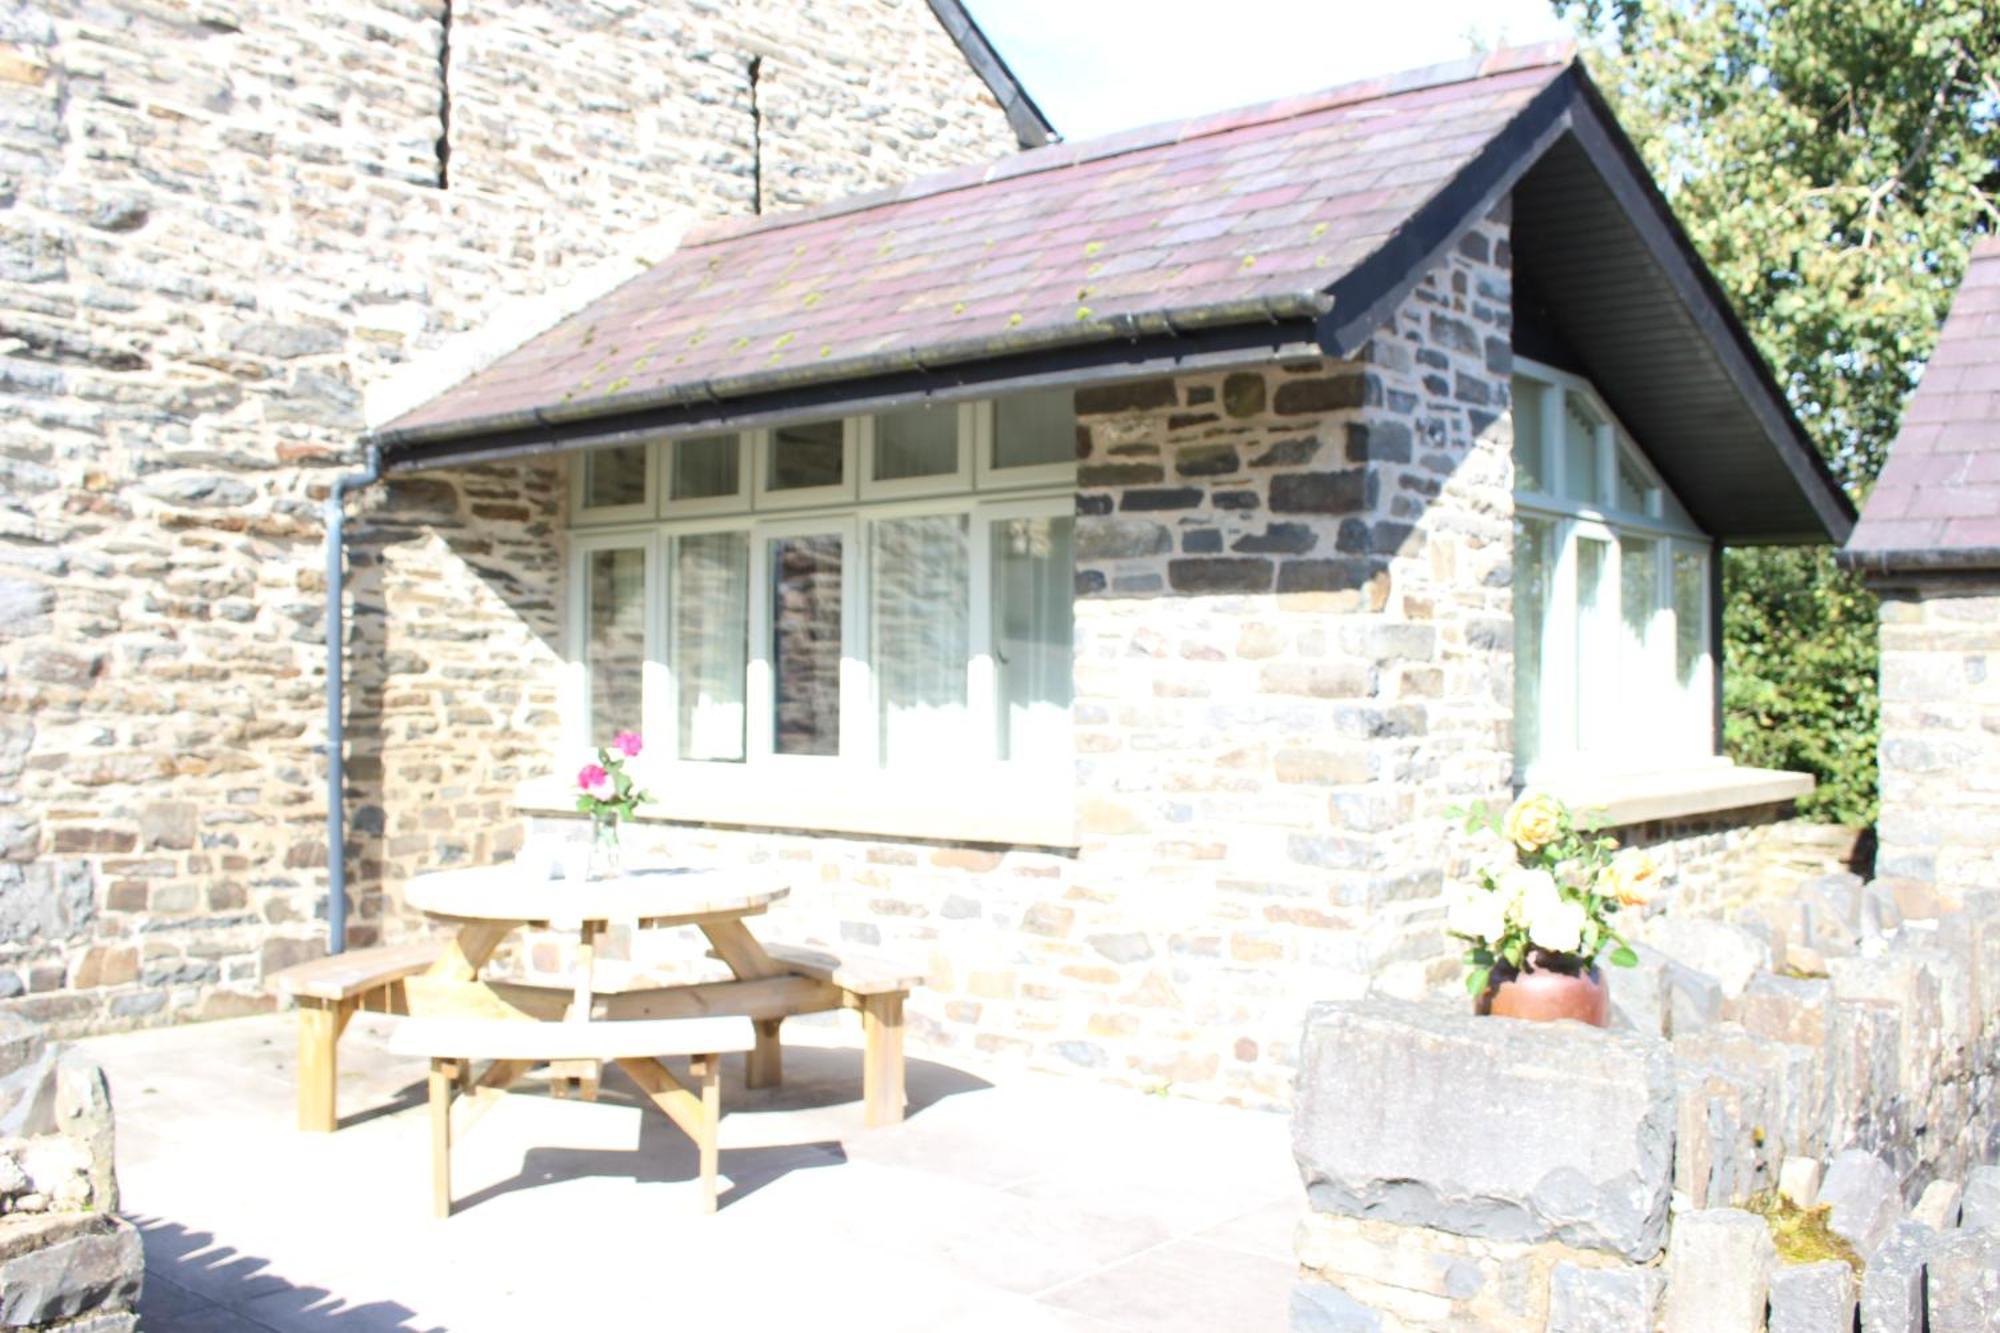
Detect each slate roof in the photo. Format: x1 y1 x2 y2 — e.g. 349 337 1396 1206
1844 238 2000 574
379 45 1574 443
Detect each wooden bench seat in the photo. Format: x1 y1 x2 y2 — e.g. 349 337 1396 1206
714 942 925 1127
392 1016 755 1217
267 940 446 1133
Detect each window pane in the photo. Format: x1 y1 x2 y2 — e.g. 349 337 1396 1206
1574 536 1615 751
771 533 843 756
582 445 647 509
768 420 844 491
1560 393 1602 504
1512 379 1545 493
1615 448 1650 514
1513 515 1555 772
1620 536 1658 734
1674 549 1706 695
585 547 646 747
993 515 1074 763
874 408 958 482
671 434 740 502
993 389 1077 470
872 515 969 763
671 532 747 761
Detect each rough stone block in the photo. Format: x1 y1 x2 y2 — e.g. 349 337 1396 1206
1290 1279 1382 1331
1606 943 1669 1038
1547 1262 1661 1333
1777 1156 1822 1208
1801 872 1865 932
1294 999 1675 1261
0 1214 142 1325
1820 1149 1902 1259
1645 917 1769 999
1664 963 1724 1035
1913 1178 1964 1231
1737 972 1833 1047
1862 1220 1935 1333
1768 1259 1856 1333
1661 1209 1775 1333
1962 1165 2000 1231
1928 1228 2000 1332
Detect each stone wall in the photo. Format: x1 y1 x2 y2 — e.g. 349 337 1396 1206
1289 869 2000 1331
1874 583 2000 896
0 0 1018 1032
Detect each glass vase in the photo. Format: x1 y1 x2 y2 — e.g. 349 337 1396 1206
586 813 622 881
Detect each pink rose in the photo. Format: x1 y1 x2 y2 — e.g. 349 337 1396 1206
577 763 609 796
612 731 643 759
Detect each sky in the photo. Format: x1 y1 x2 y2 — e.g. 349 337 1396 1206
961 0 1577 141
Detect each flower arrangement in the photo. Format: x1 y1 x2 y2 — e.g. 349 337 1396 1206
1445 792 1662 997
575 730 652 832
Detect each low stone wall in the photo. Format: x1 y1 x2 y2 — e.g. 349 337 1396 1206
0 1014 139 1330
1288 870 2000 1330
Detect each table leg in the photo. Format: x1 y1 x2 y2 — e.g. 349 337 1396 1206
693 1054 721 1215
747 1018 783 1089
862 993 905 1128
429 1057 458 1219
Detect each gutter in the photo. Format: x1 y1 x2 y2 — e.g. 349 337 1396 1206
367 291 1333 463
1836 545 2000 579
323 445 382 956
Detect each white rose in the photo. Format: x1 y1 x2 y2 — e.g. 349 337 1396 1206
1446 885 1508 943
1527 896 1587 955
1498 866 1559 926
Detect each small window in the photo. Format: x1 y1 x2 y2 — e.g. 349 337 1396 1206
1513 514 1556 771
1512 380 1546 494
575 444 653 521
981 389 1078 487
668 433 748 514
758 420 855 509
769 531 845 756
669 532 748 760
1615 449 1652 515
1560 392 1603 504
870 514 970 763
991 513 1074 763
874 409 959 482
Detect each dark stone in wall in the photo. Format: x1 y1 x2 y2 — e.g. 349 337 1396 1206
1168 557 1273 593
1273 374 1373 415
1223 373 1266 418
1081 463 1164 488
1232 522 1316 555
1175 444 1239 478
1269 470 1370 515
1276 558 1378 593
1121 487 1203 512
1077 494 1113 516
1075 378 1178 415
1182 530 1222 554
1249 436 1319 468
1213 490 1260 511
1345 421 1411 464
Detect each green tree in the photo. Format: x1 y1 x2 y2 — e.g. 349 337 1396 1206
1561 0 2000 825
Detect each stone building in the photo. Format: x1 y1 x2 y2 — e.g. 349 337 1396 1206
2 7 1861 1106
363 46 1855 1106
0 0 1043 1026
1842 236 2000 899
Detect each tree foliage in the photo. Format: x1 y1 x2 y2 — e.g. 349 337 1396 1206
1560 0 2000 825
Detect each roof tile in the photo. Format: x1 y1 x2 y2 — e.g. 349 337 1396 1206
383 49 1573 440
1849 239 2000 567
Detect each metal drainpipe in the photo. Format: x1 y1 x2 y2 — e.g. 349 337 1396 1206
324 445 382 955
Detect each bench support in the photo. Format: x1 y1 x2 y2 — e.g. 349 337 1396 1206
297 998 354 1133
747 1018 783 1089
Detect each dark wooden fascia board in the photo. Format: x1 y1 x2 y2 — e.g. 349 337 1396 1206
925 0 1058 149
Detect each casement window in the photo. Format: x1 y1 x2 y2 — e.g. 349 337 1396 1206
1511 360 1716 783
562 392 1077 841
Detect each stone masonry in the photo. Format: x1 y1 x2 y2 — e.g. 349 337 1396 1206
0 0 1019 1032
1873 586 2000 895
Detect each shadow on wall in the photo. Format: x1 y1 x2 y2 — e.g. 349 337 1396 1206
133 1214 437 1330
337 461 568 948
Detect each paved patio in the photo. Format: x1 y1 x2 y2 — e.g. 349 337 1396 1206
76 1011 1300 1331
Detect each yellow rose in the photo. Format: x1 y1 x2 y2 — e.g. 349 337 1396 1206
1608 848 1662 907
1502 792 1564 853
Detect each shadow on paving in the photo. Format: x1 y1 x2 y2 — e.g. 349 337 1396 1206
132 1215 440 1332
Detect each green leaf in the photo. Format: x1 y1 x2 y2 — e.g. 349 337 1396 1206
1465 965 1492 996
1609 944 1640 968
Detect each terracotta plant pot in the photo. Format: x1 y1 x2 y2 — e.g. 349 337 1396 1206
1475 956 1610 1027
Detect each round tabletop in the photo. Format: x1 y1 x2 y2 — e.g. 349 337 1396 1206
404 864 790 926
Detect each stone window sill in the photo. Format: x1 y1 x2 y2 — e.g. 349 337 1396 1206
1544 763 1814 827
514 767 1079 851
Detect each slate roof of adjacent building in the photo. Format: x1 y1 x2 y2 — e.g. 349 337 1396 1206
374 44 1854 546
1843 238 2000 575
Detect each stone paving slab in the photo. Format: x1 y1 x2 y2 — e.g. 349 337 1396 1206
77 1014 1297 1331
